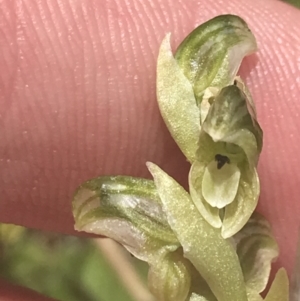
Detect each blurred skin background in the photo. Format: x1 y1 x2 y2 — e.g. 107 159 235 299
1 0 300 300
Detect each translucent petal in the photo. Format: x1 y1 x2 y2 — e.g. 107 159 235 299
148 249 191 301
190 131 241 227
189 131 244 228
222 129 259 168
189 160 222 228
235 213 279 293
203 85 254 140
156 33 200 162
222 165 260 238
147 162 248 301
234 76 257 119
202 160 241 208
201 87 219 124
72 176 179 262
202 85 262 167
264 268 289 301
232 77 263 154
191 131 259 237
175 15 257 103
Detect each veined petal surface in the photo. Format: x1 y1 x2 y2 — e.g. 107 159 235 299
72 176 179 262
175 14 257 103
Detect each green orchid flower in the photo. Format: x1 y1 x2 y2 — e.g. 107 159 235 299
157 15 263 238
72 14 289 301
189 83 263 238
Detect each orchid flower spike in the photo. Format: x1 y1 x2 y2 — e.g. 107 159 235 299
73 14 289 301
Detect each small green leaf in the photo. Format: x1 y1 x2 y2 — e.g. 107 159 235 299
72 176 179 262
264 268 289 301
148 249 191 301
175 14 257 103
147 162 248 301
156 33 200 162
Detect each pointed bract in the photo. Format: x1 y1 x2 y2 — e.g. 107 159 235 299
156 34 200 162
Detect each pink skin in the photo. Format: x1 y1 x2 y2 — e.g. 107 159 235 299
1 0 300 299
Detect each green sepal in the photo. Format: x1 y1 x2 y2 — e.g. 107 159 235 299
72 176 179 262
175 14 257 103
147 162 248 301
148 249 192 301
156 33 200 162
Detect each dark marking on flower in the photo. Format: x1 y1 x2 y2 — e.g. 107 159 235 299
233 79 238 86
215 154 230 169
